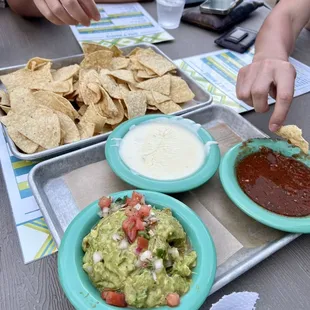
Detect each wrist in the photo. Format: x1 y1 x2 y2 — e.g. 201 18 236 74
253 51 289 63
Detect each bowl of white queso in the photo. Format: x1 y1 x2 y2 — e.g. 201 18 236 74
105 115 220 193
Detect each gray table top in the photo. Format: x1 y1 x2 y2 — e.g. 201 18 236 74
1 3 310 310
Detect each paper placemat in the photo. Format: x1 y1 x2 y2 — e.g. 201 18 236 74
70 3 174 47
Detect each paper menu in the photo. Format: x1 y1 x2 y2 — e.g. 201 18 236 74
70 3 174 47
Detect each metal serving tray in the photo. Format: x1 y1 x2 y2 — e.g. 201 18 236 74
0 43 212 161
28 104 299 296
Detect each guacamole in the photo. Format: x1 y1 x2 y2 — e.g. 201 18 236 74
82 192 197 308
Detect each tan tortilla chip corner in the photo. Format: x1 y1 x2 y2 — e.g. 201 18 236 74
276 125 309 154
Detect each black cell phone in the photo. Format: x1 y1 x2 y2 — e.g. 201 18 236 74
200 0 243 15
215 27 257 53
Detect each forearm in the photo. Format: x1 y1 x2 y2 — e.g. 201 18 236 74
255 0 310 61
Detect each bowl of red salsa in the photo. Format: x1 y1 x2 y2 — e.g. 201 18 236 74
220 138 310 233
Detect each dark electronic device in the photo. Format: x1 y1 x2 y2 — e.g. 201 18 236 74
215 27 257 53
200 0 243 15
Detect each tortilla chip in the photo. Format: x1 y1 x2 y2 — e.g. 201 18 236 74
275 125 309 154
143 90 156 106
98 87 119 116
82 42 112 55
128 47 143 56
108 70 136 85
136 53 176 76
170 76 195 103
137 70 157 79
155 100 182 114
147 106 158 111
136 75 170 96
80 104 107 133
7 126 39 154
8 88 39 116
99 125 114 134
109 57 130 71
0 105 11 114
145 67 157 76
110 45 123 57
26 57 51 71
99 71 122 99
0 62 52 91
79 69 101 106
52 64 80 81
55 111 80 144
80 50 113 69
78 104 88 116
14 109 61 149
132 71 145 83
123 91 147 119
33 90 78 120
0 90 10 106
127 56 146 71
77 121 96 139
31 79 72 93
151 90 170 104
103 99 125 125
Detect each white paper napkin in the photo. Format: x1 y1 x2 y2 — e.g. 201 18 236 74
210 292 259 310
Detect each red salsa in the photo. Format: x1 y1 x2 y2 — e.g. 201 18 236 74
236 147 310 217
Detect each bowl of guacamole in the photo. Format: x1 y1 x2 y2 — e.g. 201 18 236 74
58 190 216 310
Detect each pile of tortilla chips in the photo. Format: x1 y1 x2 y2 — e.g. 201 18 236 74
0 43 195 154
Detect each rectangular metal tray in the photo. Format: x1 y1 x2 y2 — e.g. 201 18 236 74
0 43 212 161
28 104 299 296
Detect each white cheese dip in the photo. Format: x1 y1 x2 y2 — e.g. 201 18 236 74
119 120 205 180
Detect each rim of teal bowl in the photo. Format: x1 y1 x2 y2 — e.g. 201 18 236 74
219 138 310 233
105 115 221 193
58 190 217 310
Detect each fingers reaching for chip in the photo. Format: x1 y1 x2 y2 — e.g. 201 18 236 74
0 44 195 154
32 0 100 26
275 125 309 154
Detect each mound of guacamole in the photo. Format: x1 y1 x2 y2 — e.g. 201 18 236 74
82 192 197 308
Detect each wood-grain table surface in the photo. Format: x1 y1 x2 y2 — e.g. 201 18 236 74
1 3 310 310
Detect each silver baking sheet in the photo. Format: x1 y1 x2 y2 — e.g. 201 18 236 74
0 43 212 161
28 104 299 295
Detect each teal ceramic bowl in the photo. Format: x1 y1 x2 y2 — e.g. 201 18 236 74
220 138 310 233
105 115 220 193
58 190 217 310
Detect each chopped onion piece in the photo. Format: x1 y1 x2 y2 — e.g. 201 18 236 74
119 239 129 250
150 211 155 216
85 265 93 273
149 230 155 237
154 259 163 272
165 259 173 268
140 250 152 262
134 203 141 210
102 207 110 218
112 233 121 241
135 259 143 268
168 247 179 258
152 271 157 282
93 252 102 264
149 217 158 224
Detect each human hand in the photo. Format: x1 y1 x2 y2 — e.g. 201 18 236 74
33 0 101 26
236 57 296 132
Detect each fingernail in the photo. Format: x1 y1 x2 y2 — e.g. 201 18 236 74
270 124 280 132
